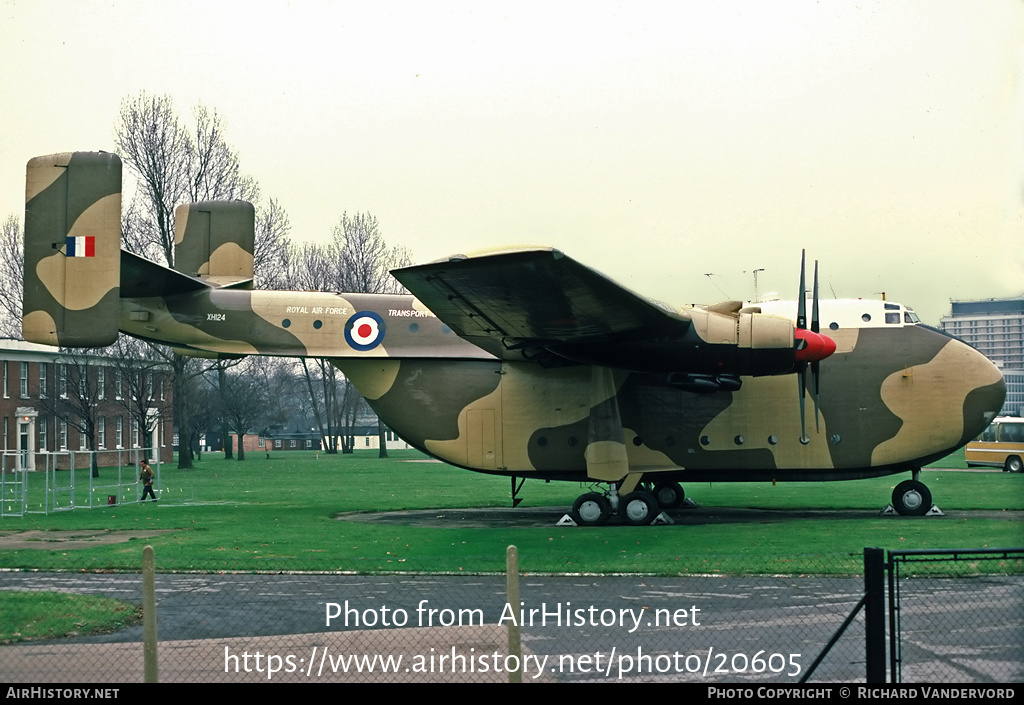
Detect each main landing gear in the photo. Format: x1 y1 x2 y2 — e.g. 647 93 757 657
570 480 686 526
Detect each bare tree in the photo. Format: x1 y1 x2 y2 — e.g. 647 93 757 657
115 92 290 468
106 336 172 460
254 198 292 290
115 93 192 268
0 215 24 339
332 212 411 295
217 357 277 460
38 350 107 477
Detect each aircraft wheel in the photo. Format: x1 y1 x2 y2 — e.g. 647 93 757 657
1004 456 1023 473
619 490 659 526
892 480 931 517
572 492 612 526
652 481 685 509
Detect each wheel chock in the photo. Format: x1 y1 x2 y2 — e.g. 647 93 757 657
924 505 945 517
682 498 699 508
880 504 899 516
556 514 578 526
651 512 674 525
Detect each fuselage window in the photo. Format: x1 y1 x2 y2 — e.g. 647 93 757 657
885 312 900 324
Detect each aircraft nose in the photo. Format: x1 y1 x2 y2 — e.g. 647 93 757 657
959 346 1006 444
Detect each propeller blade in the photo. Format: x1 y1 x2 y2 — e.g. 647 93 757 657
811 260 820 334
798 365 808 443
796 250 807 331
812 359 821 432
811 259 822 431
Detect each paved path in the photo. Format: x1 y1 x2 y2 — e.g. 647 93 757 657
2 570 1020 683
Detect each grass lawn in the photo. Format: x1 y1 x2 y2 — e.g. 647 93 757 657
0 591 140 644
1 449 1021 576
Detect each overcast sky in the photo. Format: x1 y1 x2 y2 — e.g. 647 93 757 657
1 0 1021 324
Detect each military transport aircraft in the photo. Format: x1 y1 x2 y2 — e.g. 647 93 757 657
22 152 1006 525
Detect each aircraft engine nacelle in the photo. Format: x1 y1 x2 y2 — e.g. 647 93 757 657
689 306 794 351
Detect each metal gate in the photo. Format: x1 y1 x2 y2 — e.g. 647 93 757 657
800 547 1023 683
888 548 1024 683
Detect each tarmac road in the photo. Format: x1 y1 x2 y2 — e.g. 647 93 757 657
1 568 1020 683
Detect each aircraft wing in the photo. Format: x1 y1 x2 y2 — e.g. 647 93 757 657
391 247 691 365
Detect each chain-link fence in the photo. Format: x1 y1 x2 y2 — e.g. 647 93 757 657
1 548 1020 683
889 549 1024 684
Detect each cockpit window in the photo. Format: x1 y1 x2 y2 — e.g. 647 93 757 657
885 312 900 325
904 311 920 324
884 302 899 310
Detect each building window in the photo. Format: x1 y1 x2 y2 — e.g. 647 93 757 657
59 420 67 450
79 420 87 451
116 416 123 449
97 367 105 400
132 418 139 448
98 416 105 449
275 439 282 449
3 361 8 398
20 362 28 398
38 419 47 452
290 440 296 448
39 364 47 399
115 370 122 400
59 365 67 398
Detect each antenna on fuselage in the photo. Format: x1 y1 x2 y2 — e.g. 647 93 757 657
751 268 765 303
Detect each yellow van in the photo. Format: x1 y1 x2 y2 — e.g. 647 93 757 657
966 417 1024 472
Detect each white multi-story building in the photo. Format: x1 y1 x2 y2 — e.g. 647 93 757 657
940 297 1024 416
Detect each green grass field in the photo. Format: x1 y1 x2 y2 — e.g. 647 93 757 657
1 449 1021 576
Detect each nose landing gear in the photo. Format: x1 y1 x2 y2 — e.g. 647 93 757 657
888 469 939 517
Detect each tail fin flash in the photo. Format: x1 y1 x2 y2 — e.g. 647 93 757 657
174 201 255 288
23 152 122 347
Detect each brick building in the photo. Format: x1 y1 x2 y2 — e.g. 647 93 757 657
1 339 173 470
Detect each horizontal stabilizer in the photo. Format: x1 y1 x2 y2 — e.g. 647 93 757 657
120 250 210 299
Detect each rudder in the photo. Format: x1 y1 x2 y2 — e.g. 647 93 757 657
22 151 121 347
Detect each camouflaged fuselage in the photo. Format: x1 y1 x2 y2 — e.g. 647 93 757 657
118 287 1004 483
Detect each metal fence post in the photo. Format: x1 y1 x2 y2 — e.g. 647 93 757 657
507 545 522 683
143 545 158 683
864 546 886 683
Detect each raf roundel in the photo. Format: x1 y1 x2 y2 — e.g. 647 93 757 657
344 311 386 351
